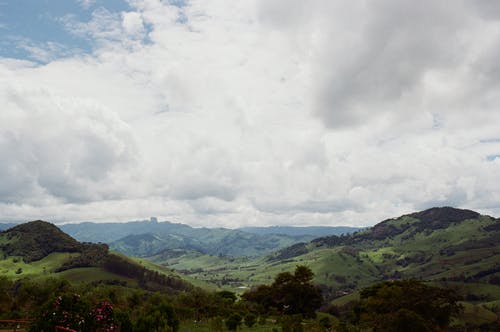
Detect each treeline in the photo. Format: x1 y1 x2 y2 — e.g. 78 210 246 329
103 253 192 292
55 243 109 271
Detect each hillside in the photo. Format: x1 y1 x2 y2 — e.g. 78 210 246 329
109 229 316 257
148 207 500 304
0 220 192 293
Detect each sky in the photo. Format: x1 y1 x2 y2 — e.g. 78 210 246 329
1 0 500 227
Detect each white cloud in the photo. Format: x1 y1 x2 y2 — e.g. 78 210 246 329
0 77 138 205
122 11 145 37
1 0 500 226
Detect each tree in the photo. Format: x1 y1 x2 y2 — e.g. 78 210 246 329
356 279 462 331
319 316 333 331
217 290 237 303
244 313 257 327
225 313 242 331
242 265 323 318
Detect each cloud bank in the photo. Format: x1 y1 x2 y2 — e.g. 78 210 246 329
1 0 500 227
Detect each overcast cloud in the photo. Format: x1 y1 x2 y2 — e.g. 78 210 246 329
1 0 500 227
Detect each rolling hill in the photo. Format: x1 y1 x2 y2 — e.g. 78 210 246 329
0 220 192 292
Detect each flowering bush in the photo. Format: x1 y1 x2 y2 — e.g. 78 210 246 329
91 301 115 331
31 293 115 332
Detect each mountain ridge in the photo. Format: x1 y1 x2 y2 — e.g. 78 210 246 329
54 220 362 258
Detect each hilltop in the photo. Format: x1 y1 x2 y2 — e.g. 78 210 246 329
1 220 83 262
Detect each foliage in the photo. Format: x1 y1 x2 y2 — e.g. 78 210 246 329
356 279 463 331
244 313 257 327
225 313 242 331
55 243 109 271
26 280 183 331
318 316 333 331
30 293 116 332
216 290 237 303
242 265 323 318
103 253 192 292
279 314 303 332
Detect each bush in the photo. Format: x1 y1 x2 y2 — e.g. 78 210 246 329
226 313 242 331
244 313 257 327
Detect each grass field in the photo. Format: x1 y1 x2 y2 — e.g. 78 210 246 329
0 252 78 279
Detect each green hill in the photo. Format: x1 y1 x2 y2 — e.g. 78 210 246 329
0 220 83 262
0 220 192 293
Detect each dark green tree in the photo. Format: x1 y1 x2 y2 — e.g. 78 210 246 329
225 313 242 331
242 265 323 318
217 290 237 303
244 313 257 327
357 279 462 331
114 309 133 332
319 316 333 331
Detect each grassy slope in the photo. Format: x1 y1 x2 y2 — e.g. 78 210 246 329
0 221 194 294
57 267 137 285
0 252 78 278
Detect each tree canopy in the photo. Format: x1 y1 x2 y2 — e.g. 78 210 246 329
356 279 462 331
242 265 323 318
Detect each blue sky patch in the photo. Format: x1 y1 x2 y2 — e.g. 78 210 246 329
0 0 130 62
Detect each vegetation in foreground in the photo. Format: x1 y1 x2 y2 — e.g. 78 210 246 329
0 267 488 331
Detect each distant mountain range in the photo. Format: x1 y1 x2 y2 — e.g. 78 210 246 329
238 225 360 237
55 220 360 258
